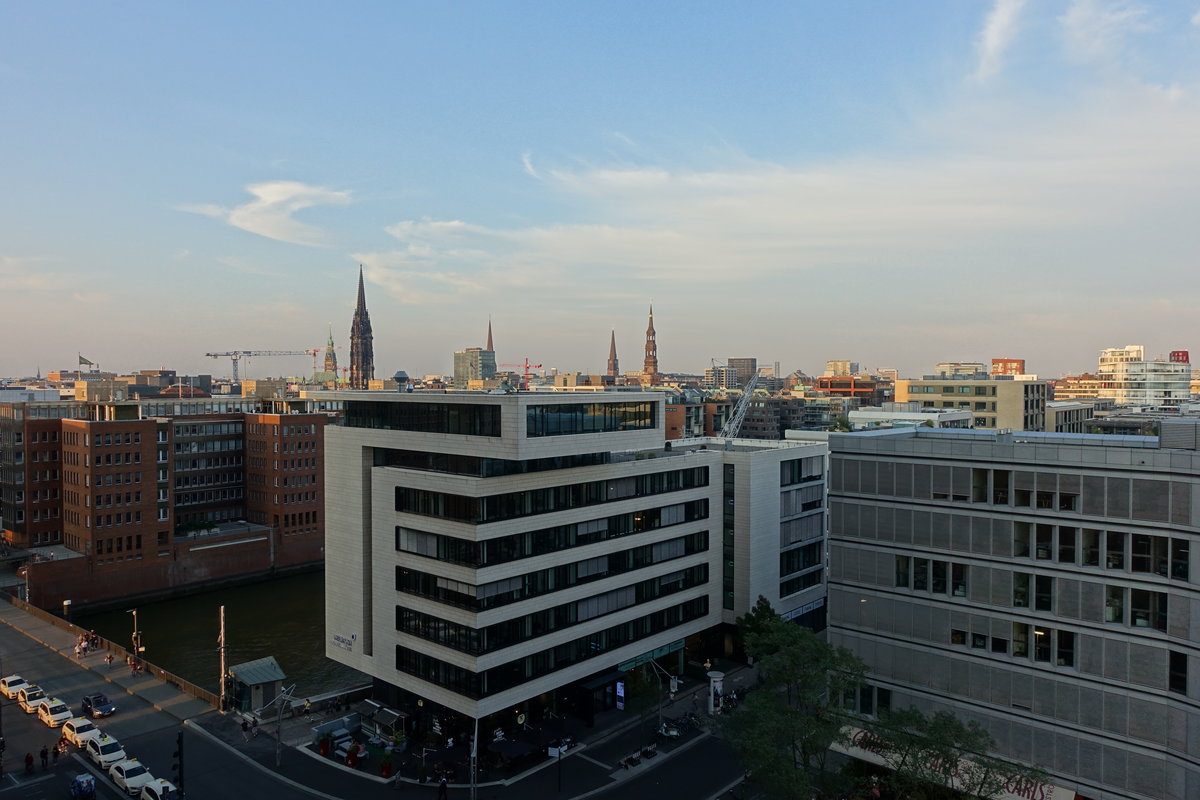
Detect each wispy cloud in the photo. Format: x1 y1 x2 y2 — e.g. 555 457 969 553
0 255 67 291
521 152 540 180
1060 0 1151 64
974 0 1029 81
355 81 1200 319
180 180 351 246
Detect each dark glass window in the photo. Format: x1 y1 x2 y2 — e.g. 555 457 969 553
895 556 910 588
395 597 708 698
345 401 501 437
1033 627 1052 662
1056 630 1075 667
378 448 609 476
395 466 708 524
1172 539 1189 581
1034 575 1053 612
1169 651 1187 694
780 541 822 576
779 569 822 597
526 402 655 437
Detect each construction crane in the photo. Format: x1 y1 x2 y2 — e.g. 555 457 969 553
499 358 543 390
204 350 311 382
719 368 762 439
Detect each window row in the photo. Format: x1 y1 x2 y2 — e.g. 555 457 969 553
396 499 708 568
377 447 609 478
1014 524 1188 580
395 466 709 524
895 556 967 597
780 569 823 598
395 597 709 699
396 531 709 611
89 431 143 446
396 565 707 655
526 402 656 438
950 623 1075 667
345 400 501 437
1105 586 1168 630
780 541 822 577
780 456 824 487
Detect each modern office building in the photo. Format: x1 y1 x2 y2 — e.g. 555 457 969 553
452 348 497 390
320 390 829 730
934 362 988 378
1046 401 1094 434
727 358 758 389
828 425 1200 800
825 360 860 377
894 377 1048 431
1096 345 1191 408
703 366 739 390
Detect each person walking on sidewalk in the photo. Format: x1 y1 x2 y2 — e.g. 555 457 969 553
241 719 250 742
437 774 449 800
39 745 48 770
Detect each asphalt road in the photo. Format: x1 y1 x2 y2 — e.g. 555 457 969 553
0 620 323 800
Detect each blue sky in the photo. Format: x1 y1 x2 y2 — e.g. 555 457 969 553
3 1 1199 380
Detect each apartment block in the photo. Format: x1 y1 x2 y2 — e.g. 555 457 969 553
894 377 1047 431
828 426 1200 800
1097 345 1191 408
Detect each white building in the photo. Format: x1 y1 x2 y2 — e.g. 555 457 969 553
319 391 828 730
848 402 972 431
1097 345 1191 408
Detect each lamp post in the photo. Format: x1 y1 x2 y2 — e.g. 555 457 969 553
128 608 143 666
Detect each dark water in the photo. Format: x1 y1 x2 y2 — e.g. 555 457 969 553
75 570 365 695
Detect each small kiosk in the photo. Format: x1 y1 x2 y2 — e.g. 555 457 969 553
228 656 287 713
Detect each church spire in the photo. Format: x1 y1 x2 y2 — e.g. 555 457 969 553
643 302 658 380
349 265 375 389
323 324 338 376
607 329 619 377
486 318 494 352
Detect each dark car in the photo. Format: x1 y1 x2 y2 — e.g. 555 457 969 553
82 693 116 718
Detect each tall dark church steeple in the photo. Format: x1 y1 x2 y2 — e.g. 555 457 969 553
349 266 375 389
643 303 658 380
607 329 619 377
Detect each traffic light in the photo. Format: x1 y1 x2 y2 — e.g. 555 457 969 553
172 731 184 788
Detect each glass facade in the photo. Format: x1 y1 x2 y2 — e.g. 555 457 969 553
395 498 708 568
526 401 655 437
377 448 609 477
394 466 709 524
396 530 709 611
344 400 501 437
395 596 709 698
396 564 707 655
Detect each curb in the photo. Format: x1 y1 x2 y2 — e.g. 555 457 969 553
187 719 341 800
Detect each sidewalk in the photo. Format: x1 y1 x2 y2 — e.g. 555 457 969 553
0 598 212 721
2 596 753 800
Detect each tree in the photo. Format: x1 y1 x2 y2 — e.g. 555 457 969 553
722 597 866 799
867 707 1048 800
830 414 852 432
621 665 660 746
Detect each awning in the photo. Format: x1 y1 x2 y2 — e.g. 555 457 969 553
579 669 625 690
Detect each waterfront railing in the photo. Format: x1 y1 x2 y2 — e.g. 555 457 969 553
2 592 221 708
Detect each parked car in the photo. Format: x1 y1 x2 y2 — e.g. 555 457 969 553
82 693 116 718
18 684 48 714
109 759 155 797
85 733 127 769
139 778 180 800
38 697 73 727
0 674 29 699
62 717 103 748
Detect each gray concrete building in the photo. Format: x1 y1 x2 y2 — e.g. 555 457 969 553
828 425 1200 800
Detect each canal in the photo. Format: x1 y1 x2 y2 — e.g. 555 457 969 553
76 570 365 696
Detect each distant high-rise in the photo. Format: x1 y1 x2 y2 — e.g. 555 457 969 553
486 318 494 352
607 330 619 377
349 266 375 390
727 357 758 389
824 360 859 377
643 304 658 379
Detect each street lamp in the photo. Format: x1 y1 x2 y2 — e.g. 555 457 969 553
128 608 144 665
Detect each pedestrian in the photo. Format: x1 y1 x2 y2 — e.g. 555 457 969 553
131 661 138 678
73 643 81 659
105 653 114 669
302 698 312 717
40 745 48 770
437 773 449 800
52 746 59 767
241 719 250 742
24 753 34 775
691 693 699 709
251 718 259 738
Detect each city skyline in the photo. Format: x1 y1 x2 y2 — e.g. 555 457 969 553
3 2 1199 378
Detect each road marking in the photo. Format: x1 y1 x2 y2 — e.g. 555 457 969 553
576 753 610 769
